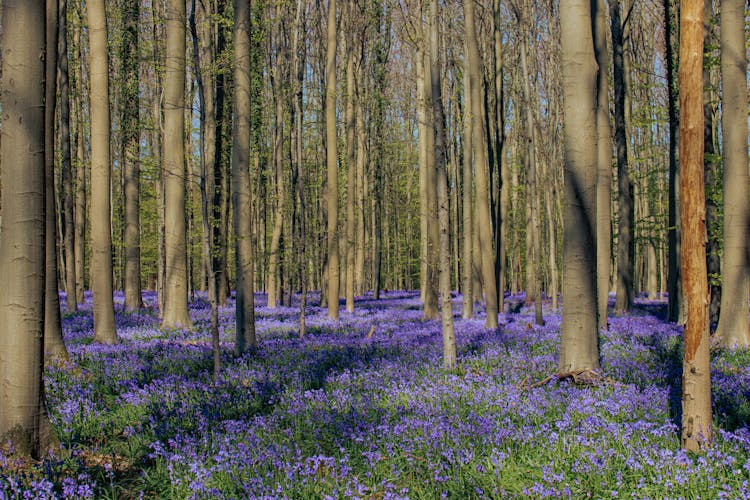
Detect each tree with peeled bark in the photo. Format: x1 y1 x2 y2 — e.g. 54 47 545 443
714 0 749 349
326 0 340 319
678 0 711 452
162 0 192 329
233 0 256 356
0 0 54 457
88 0 118 344
464 0 498 330
558 0 600 375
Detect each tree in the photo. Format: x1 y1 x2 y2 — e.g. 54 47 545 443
88 0 118 343
593 0 612 329
714 0 749 349
464 0 498 329
428 0 455 368
58 0 77 315
121 0 143 311
44 0 69 361
233 0 257 355
326 0 340 319
162 0 192 329
558 0 600 374
461 46 473 320
678 0 711 452
344 0 357 314
0 0 53 457
610 0 634 314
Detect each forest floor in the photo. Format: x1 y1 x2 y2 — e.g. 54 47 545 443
2 290 750 498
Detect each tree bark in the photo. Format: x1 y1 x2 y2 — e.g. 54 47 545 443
610 0 634 315
422 43 439 321
428 0 456 369
715 0 749 348
162 0 192 329
558 0 600 374
43 0 69 362
233 0 256 355
345 3 357 313
0 0 53 458
59 0 77 315
461 46 473 319
465 0 498 329
326 0 340 318
593 0 612 329
678 0 711 452
121 0 142 311
88 0 118 343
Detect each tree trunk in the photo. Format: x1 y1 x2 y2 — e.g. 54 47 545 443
121 0 142 311
558 0 600 374
678 0 711 452
162 0 192 329
715 0 749 348
422 44 439 321
43 0 69 362
664 0 684 324
232 0 256 355
345 3 356 313
493 0 505 314
461 48 473 319
610 0 634 315
326 0 340 318
88 0 118 343
593 0 611 329
0 0 54 458
59 0 77 315
465 0 498 329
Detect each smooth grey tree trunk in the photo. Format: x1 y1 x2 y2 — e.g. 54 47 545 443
465 0 498 329
326 0 340 319
121 0 142 311
88 0 118 343
558 0 600 374
161 0 192 329
715 0 749 348
593 0 612 329
0 0 54 457
233 0 256 355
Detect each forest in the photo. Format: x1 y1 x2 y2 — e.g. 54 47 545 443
0 0 749 497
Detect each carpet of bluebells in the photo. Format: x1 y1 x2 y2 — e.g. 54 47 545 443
2 290 750 499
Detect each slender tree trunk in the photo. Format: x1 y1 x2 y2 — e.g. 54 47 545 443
345 3 356 313
43 0 69 361
267 80 284 309
417 49 429 304
121 0 142 311
493 0 505 313
593 0 612 329
326 0 340 318
422 44 440 321
461 52 473 319
354 75 367 295
59 0 77 314
0 0 54 458
88 0 118 343
162 0 192 328
428 0 456 368
679 0 711 452
233 0 256 355
610 0 634 314
664 0 684 324
465 0 498 329
558 0 600 374
74 30 86 306
715 0 749 348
